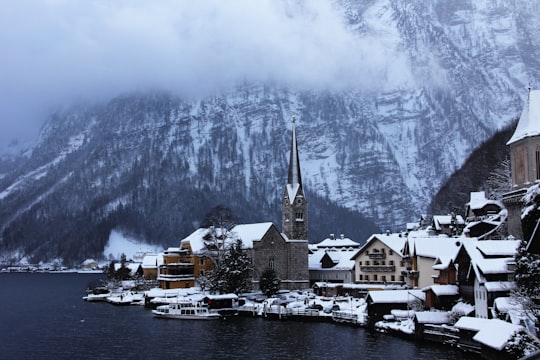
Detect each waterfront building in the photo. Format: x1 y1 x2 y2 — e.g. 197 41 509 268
454 239 519 318
351 232 408 285
308 234 360 285
141 253 158 280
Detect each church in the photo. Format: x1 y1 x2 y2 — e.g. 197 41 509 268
154 118 309 290
503 88 540 243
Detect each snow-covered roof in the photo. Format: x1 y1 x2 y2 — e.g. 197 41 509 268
454 316 493 331
432 256 454 270
432 215 465 229
406 236 462 260
493 297 521 314
230 222 274 247
180 228 214 254
180 223 274 254
484 281 516 293
357 233 408 257
415 311 450 324
475 240 520 257
459 238 517 284
473 319 523 351
476 258 513 274
451 302 475 315
507 89 540 145
316 234 360 248
309 248 357 270
423 284 459 296
142 254 158 268
367 289 425 304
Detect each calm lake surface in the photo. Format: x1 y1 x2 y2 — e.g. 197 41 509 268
0 273 474 360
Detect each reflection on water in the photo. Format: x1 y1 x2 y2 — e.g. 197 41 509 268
0 273 472 360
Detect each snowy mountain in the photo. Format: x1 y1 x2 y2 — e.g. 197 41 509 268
1 0 540 264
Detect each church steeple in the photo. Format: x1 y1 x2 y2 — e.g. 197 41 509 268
282 116 308 240
287 116 302 187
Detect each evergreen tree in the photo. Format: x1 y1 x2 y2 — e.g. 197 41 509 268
259 268 281 297
208 239 252 295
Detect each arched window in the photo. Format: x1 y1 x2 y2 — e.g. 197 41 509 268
269 258 275 270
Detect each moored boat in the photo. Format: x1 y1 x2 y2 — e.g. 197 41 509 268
152 300 221 320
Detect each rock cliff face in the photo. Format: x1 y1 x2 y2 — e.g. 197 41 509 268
1 0 539 263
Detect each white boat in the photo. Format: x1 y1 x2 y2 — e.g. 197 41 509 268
152 300 221 320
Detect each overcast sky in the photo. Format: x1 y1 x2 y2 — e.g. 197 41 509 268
0 0 404 149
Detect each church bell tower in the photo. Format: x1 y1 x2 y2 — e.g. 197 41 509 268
282 117 308 240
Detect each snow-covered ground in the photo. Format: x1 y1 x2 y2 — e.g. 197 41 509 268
103 230 163 261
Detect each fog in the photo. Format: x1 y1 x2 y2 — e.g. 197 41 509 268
0 0 408 149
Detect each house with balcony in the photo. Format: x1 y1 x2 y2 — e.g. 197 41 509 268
463 191 506 239
351 232 408 285
455 239 520 318
157 246 195 289
401 234 463 289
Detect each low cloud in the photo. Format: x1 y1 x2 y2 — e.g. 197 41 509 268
0 0 408 147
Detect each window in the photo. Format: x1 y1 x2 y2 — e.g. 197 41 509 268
400 261 405 267
199 270 204 276
365 275 369 281
199 258 205 266
382 276 386 282
366 261 370 265
358 275 362 281
389 249 393 255
359 261 362 266
391 275 395 281
295 212 304 221
389 260 394 266
399 276 404 282
373 274 378 281
269 258 275 270
381 261 386 265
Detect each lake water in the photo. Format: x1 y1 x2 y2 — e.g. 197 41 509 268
0 273 473 359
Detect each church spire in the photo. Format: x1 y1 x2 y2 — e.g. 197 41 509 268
282 116 308 240
287 116 302 187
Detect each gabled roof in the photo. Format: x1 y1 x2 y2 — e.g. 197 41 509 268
405 236 462 260
422 284 459 296
432 215 465 230
180 223 275 254
142 253 158 268
476 240 520 257
458 238 517 284
354 233 408 258
230 222 274 247
367 289 425 304
507 89 540 145
309 248 356 271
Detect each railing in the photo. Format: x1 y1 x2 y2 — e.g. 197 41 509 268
360 265 395 272
401 270 419 278
368 253 386 259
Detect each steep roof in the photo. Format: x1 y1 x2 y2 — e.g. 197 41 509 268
507 89 540 145
286 118 303 203
355 233 408 257
230 222 274 247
